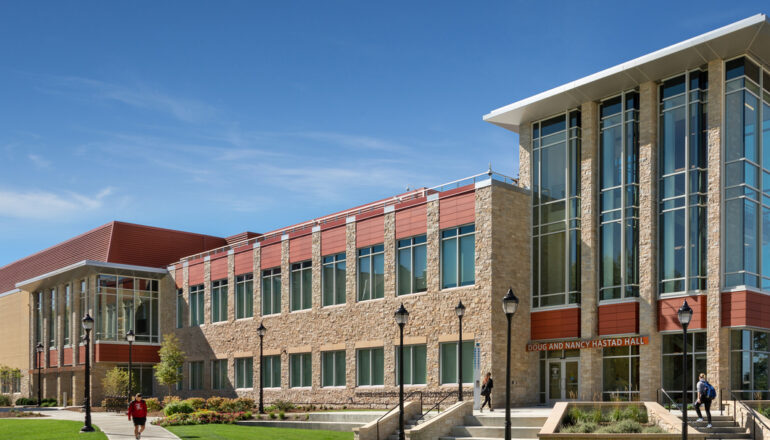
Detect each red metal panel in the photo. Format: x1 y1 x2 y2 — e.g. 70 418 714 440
234 247 253 276
62 347 73 366
658 295 707 331
290 235 312 263
356 216 385 248
48 350 58 368
78 345 86 365
188 259 205 286
531 308 581 340
210 256 228 281
173 264 184 288
396 204 427 239
722 290 770 329
598 302 639 336
261 243 282 269
321 226 346 256
95 343 160 363
439 191 475 230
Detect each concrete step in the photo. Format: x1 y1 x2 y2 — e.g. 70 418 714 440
449 425 539 438
236 420 362 432
690 420 737 428
692 426 750 434
306 411 385 423
438 437 533 440
464 414 547 427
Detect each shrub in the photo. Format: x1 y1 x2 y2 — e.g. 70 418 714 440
162 395 180 406
269 412 277 419
642 425 666 434
278 411 286 420
145 398 162 412
185 398 206 410
272 399 294 412
621 405 647 423
220 398 237 413
263 404 277 413
596 419 642 434
561 422 597 433
233 398 254 412
102 367 136 397
14 397 37 406
102 397 127 412
164 400 195 416
41 401 57 407
206 397 226 412
0 395 12 406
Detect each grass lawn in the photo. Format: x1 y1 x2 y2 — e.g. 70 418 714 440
167 424 354 440
0 419 107 440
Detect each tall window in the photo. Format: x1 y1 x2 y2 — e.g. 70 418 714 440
235 274 253 319
440 341 473 384
662 332 706 402
189 361 203 390
441 225 475 289
96 276 159 342
211 359 228 389
290 261 312 311
599 92 640 301
602 346 640 401
322 350 346 387
35 292 42 344
395 344 427 385
79 280 87 323
189 284 204 326
63 285 71 345
261 268 281 315
724 57 770 289
322 253 346 306
49 288 56 346
175 366 183 391
531 111 582 307
290 353 312 388
262 355 281 388
176 289 183 329
357 347 384 386
211 279 228 323
659 69 708 295
235 358 253 389
398 235 427 295
358 245 384 301
731 329 770 399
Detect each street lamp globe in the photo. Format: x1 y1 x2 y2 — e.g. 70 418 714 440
126 330 135 343
82 314 94 331
677 300 693 327
455 301 466 318
257 323 267 337
394 303 409 326
502 287 519 316
36 342 43 353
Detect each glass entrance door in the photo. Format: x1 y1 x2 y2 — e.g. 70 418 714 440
547 360 579 401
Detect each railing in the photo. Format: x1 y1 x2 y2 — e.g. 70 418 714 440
658 388 681 413
375 390 423 440
730 390 770 440
413 391 454 424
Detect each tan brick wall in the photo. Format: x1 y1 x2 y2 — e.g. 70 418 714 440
0 291 30 397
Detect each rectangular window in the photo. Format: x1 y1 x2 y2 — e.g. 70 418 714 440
440 341 473 384
175 366 183 391
189 361 204 390
95 275 160 343
235 274 253 319
357 347 384 386
322 253 347 306
211 359 228 390
358 245 385 301
398 235 427 295
602 345 640 400
49 288 56 346
321 350 346 387
730 329 770 399
63 285 71 346
189 284 205 326
79 280 87 324
290 261 312 311
261 268 282 315
262 355 281 388
441 225 475 289
176 289 184 328
395 344 427 385
35 292 42 345
211 279 228 323
661 332 707 402
289 353 312 388
235 357 253 389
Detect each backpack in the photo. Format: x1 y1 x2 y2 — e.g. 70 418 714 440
705 381 716 399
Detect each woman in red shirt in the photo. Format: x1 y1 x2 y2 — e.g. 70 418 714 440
127 393 148 440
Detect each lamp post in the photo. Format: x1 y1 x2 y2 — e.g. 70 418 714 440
81 313 95 433
678 300 693 440
502 288 519 440
455 301 466 401
257 323 266 414
35 342 43 407
126 330 135 404
394 304 409 440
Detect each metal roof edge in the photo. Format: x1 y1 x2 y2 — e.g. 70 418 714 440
14 260 168 289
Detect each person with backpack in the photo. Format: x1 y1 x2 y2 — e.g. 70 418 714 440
480 372 493 412
695 373 714 428
127 393 148 440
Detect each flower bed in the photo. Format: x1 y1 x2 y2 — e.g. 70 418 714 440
153 410 252 427
560 406 664 434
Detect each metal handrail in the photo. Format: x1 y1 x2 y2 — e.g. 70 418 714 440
375 390 423 440
658 388 681 413
413 392 454 423
730 390 770 440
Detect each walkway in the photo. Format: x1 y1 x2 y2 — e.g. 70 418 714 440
17 408 178 440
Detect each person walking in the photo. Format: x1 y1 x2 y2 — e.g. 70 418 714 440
695 373 714 428
480 372 493 412
127 393 148 440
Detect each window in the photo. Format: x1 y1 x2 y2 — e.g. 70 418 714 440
441 226 475 289
124 365 154 397
35 292 42 345
659 69 708 295
602 346 640 401
96 275 160 343
175 366 183 391
731 329 770 399
176 289 184 328
538 349 580 403
290 261 312 311
662 332 706 402
440 341 473 384
358 245 385 301
79 280 87 342
531 111 582 307
235 358 253 389
49 288 56 346
0 368 21 394
357 347 384 386
189 284 204 326
322 350 346 387
398 236 427 295
322 253 346 306
211 279 228 323
261 268 281 315
262 355 281 388
189 361 204 390
235 274 253 319
212 359 228 390
64 285 71 346
290 353 312 388
724 57 770 290
395 344 427 385
599 92 640 301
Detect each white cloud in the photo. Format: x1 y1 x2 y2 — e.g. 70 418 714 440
0 187 114 220
28 154 51 168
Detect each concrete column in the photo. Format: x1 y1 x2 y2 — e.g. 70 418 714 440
518 123 532 189
253 245 261 318
345 221 356 306
203 258 212 325
311 228 321 310
384 211 396 298
227 251 235 322
426 198 440 293
182 262 190 329
638 81 662 401
281 238 290 315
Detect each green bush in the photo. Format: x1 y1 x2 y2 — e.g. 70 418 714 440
596 419 642 434
561 422 597 433
0 394 12 406
278 411 286 420
621 405 647 423
185 398 206 410
269 412 277 419
164 400 195 416
206 396 226 412
145 398 162 412
642 425 666 434
14 397 37 406
162 395 180 406
233 398 254 412
272 399 294 412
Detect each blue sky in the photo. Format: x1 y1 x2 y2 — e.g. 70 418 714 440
0 1 765 266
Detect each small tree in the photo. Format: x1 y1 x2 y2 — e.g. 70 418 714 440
0 365 22 393
102 367 137 397
154 334 185 397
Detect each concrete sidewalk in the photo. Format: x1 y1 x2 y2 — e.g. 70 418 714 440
14 408 178 440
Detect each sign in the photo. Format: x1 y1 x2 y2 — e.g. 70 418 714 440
526 336 649 352
473 342 481 410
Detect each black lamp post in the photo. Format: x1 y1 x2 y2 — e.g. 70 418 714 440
81 313 95 433
502 288 519 440
395 303 409 440
455 301 466 401
257 323 266 414
35 342 43 407
126 330 135 403
678 300 693 440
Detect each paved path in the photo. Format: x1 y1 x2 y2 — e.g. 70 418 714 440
13 408 178 440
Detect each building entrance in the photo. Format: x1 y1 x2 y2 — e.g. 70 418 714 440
547 359 579 402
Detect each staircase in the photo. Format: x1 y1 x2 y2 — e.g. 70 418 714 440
438 410 548 440
385 412 439 440
685 414 751 439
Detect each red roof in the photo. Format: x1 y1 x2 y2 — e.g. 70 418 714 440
0 221 226 294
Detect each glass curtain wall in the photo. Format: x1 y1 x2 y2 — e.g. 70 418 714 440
724 56 770 289
661 332 706 402
599 92 640 301
531 111 582 307
731 329 770 399
96 275 159 342
602 346 640 401
659 69 708 295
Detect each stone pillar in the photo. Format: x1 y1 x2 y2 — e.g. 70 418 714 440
312 228 322 310
579 101 602 401
280 238 290 315
253 244 261 318
182 261 190 328
426 196 440 293
518 124 532 189
203 257 212 325
638 80 662 401
345 220 356 305
72 368 81 405
227 251 235 322
384 211 396 298
707 59 728 392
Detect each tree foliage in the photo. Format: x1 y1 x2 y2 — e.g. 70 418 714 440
102 367 137 397
154 334 185 397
